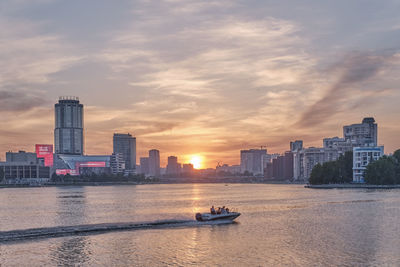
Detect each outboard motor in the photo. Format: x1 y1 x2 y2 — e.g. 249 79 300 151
195 213 203 221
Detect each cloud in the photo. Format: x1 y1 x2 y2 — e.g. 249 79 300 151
0 89 49 112
296 51 398 128
0 17 82 88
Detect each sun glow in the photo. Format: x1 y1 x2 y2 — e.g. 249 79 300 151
189 155 203 169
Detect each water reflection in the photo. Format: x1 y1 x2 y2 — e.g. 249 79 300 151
51 187 91 266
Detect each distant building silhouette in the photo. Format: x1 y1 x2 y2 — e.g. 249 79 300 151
148 150 160 177
182 163 194 174
139 157 149 175
54 96 84 155
240 149 267 176
113 133 136 172
166 156 181 175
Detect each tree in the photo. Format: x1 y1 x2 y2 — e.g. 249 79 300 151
0 167 4 183
364 156 397 185
309 151 353 185
309 163 324 184
393 149 400 163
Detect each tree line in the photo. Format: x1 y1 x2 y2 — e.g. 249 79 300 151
364 150 400 184
309 151 353 185
309 149 400 185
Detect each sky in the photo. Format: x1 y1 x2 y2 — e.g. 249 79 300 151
0 0 399 168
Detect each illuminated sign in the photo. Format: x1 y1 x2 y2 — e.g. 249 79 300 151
56 169 78 176
35 144 53 167
75 161 106 174
56 161 106 176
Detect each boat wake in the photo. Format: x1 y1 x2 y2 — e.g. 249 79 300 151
0 219 235 243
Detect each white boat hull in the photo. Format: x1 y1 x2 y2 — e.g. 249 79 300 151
195 212 240 222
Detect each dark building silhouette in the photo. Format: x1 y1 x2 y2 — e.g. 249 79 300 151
54 96 84 155
166 156 181 175
113 133 136 171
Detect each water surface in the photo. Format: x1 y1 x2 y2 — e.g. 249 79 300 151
1 184 400 266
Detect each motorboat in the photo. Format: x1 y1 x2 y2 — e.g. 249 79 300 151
195 211 240 222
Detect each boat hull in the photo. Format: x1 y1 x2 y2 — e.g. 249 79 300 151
195 212 240 222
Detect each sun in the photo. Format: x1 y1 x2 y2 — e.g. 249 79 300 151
189 155 203 169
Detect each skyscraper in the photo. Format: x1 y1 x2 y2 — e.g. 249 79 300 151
54 96 84 155
113 133 136 171
148 149 160 177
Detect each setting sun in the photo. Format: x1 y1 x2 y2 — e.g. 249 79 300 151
189 155 203 169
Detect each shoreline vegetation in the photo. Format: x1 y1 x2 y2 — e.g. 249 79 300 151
309 149 400 186
305 184 400 189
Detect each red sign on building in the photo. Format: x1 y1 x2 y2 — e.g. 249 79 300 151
35 144 54 167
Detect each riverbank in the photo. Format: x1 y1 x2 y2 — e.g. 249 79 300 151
0 179 304 188
305 184 400 189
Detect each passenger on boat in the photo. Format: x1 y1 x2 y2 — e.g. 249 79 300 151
217 207 221 214
226 207 230 213
210 206 216 214
221 206 227 214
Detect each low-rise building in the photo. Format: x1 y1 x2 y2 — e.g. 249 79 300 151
111 153 125 174
0 162 50 185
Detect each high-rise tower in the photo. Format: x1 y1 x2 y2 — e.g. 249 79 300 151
54 96 84 155
113 133 136 171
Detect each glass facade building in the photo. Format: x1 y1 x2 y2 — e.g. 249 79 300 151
54 96 84 155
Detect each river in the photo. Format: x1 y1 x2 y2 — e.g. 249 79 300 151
1 184 400 266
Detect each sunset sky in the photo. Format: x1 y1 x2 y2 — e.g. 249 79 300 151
0 0 399 168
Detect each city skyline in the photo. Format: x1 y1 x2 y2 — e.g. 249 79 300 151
1 1 400 168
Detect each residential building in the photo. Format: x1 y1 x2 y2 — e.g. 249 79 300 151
270 151 293 180
323 137 353 154
113 133 136 171
240 149 267 176
343 117 378 147
148 149 160 177
293 147 340 181
290 140 303 152
353 146 384 183
54 96 84 155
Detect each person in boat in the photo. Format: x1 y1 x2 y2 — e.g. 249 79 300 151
226 207 230 213
210 206 216 214
217 207 221 214
221 206 226 214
